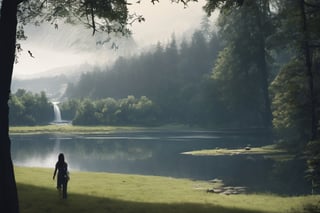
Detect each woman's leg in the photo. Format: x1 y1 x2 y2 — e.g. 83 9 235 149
57 176 61 190
62 180 68 199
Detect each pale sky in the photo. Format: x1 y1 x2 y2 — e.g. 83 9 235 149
13 0 217 79
128 0 211 45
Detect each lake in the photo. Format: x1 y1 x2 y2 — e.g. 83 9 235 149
10 129 311 195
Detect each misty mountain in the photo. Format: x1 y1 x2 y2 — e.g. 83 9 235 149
11 63 91 100
12 75 71 101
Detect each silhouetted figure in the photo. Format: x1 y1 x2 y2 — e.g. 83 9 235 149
53 153 69 199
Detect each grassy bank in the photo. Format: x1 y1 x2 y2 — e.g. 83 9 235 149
9 125 142 134
15 167 318 213
181 145 295 160
182 145 283 156
9 124 194 134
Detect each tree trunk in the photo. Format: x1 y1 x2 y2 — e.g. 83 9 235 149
255 0 273 129
257 33 272 129
300 0 318 140
0 0 20 212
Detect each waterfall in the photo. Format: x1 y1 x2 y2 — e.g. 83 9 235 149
52 102 62 123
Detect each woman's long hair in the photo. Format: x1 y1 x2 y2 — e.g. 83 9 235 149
57 153 65 167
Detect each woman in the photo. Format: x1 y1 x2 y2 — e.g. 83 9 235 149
53 153 69 199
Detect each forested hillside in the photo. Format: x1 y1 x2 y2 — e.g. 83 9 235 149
64 25 224 126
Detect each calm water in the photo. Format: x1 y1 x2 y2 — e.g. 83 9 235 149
11 130 311 195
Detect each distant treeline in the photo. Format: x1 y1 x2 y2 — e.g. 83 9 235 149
60 96 158 126
64 28 225 127
9 89 52 125
8 90 160 126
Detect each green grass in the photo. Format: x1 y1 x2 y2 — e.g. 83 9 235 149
9 125 142 134
15 167 319 213
181 145 285 156
181 145 295 161
9 124 196 134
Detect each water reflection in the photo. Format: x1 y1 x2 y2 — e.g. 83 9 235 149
11 131 311 195
12 135 63 169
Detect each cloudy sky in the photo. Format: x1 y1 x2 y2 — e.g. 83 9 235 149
13 0 217 79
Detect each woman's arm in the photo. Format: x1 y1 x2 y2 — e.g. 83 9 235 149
53 164 57 180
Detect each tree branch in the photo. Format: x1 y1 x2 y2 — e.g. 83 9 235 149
90 4 96 35
17 0 26 5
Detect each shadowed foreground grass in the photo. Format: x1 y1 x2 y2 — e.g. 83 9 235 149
15 167 319 213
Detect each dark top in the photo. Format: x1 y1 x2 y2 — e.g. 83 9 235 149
54 161 69 182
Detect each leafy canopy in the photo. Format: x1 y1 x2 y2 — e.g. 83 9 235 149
15 0 147 42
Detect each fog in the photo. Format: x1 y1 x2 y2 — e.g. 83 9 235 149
13 0 216 79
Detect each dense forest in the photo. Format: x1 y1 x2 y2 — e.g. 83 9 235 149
63 23 222 127
10 1 320 192
9 89 52 125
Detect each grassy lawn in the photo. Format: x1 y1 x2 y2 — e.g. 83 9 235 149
15 167 319 213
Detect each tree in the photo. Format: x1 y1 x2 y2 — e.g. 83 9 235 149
298 0 320 192
209 0 274 128
9 90 52 125
73 99 98 125
60 99 80 121
0 0 140 211
0 0 20 211
267 0 320 192
269 0 320 141
270 59 311 152
299 0 320 140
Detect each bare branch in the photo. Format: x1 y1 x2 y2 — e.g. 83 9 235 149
128 13 145 25
151 0 159 5
17 0 27 5
90 5 96 35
